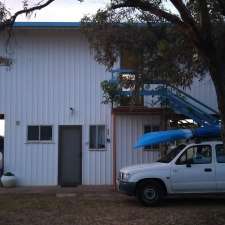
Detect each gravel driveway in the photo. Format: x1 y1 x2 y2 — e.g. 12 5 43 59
0 191 225 225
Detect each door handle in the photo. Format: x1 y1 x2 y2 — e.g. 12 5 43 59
204 168 212 172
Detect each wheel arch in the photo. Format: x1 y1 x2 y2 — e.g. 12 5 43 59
135 178 168 195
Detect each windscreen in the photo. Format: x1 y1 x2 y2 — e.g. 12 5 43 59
157 144 186 163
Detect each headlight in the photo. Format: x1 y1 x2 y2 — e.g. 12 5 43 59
119 172 130 182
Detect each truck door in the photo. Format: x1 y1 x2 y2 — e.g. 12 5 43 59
171 144 216 193
215 144 225 191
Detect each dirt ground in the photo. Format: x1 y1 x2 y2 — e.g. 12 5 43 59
0 191 225 225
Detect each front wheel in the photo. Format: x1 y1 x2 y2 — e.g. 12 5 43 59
137 181 164 206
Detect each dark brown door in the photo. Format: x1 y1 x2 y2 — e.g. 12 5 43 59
59 126 82 186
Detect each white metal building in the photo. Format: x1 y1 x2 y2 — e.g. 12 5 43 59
0 22 218 186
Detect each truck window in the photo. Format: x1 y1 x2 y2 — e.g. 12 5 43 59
157 144 186 163
176 145 212 165
216 144 225 163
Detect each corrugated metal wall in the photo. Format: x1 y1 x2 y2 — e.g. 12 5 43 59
0 29 112 185
184 76 218 111
0 28 219 186
115 115 161 175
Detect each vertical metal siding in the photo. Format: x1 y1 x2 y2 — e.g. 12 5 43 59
0 29 219 186
184 76 218 111
0 29 112 185
116 115 161 175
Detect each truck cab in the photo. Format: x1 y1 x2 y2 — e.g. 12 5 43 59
118 141 225 206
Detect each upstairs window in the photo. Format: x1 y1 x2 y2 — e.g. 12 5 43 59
89 125 106 150
120 49 141 71
119 49 144 106
27 125 53 142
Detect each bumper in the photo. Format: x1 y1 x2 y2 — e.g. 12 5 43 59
117 180 136 196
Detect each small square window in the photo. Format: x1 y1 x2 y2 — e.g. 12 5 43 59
89 125 106 150
27 126 39 141
90 126 97 149
40 126 52 141
27 125 53 142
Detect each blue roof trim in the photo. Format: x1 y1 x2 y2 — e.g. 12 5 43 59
13 22 81 28
12 21 169 28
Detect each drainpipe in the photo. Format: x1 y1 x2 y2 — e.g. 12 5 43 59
112 113 117 190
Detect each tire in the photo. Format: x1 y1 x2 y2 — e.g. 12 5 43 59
137 181 164 206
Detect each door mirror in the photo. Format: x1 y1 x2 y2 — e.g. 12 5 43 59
186 163 192 168
186 158 192 167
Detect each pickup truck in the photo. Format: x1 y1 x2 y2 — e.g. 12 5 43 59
118 141 225 206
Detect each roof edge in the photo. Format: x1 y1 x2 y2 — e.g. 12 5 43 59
13 22 81 28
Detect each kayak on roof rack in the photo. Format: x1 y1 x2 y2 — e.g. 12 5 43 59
134 125 221 149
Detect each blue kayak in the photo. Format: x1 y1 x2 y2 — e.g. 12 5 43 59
193 125 221 137
134 129 193 148
134 125 221 149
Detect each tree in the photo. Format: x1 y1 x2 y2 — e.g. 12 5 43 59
81 1 225 142
0 0 57 64
0 0 60 66
0 0 57 30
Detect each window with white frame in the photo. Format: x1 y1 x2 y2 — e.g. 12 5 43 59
27 125 53 142
89 125 106 150
143 125 160 150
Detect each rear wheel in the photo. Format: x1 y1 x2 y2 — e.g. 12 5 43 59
137 181 165 206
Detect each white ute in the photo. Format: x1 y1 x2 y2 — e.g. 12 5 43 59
118 141 225 206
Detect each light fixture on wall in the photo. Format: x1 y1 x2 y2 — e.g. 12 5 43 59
69 107 74 114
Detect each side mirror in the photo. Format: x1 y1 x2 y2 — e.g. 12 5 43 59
186 159 192 168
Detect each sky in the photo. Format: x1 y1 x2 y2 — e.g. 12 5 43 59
5 0 110 21
4 0 175 22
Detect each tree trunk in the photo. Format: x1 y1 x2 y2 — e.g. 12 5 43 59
209 59 225 146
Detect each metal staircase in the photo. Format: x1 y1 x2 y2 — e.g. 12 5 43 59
110 69 220 127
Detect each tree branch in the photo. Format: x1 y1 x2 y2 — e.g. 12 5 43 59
111 0 204 54
169 0 200 39
111 0 202 42
111 0 183 25
111 0 211 64
199 0 211 35
170 0 196 24
0 0 56 31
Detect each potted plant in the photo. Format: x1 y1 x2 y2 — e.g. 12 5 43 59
1 172 16 187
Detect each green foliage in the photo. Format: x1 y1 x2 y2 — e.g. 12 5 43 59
0 2 11 22
0 1 57 64
101 80 135 106
101 80 120 104
187 0 225 23
81 8 207 88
